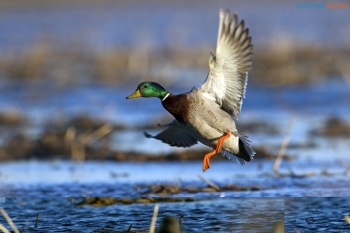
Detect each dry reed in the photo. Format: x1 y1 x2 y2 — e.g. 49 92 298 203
69 123 113 162
0 208 19 233
198 175 220 191
149 204 159 233
0 224 10 233
273 116 295 175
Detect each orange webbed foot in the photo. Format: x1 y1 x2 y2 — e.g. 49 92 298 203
202 150 216 172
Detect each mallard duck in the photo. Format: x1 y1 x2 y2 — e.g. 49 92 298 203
126 9 255 172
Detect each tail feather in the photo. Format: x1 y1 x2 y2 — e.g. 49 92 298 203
238 134 255 162
221 134 255 165
222 150 249 165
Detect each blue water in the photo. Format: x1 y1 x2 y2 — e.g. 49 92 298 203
0 160 349 197
285 197 350 232
0 197 284 233
1 196 349 232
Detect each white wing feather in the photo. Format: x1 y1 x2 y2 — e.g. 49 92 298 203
200 9 253 118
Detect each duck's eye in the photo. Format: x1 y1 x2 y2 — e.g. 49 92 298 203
143 85 148 88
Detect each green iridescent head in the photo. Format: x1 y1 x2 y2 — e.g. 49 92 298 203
126 82 169 100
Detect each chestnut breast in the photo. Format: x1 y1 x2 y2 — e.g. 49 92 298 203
162 93 190 124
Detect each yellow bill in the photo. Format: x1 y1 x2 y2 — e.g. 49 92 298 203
126 89 141 99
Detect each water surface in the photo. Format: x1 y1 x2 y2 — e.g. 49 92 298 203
285 197 350 232
0 197 284 233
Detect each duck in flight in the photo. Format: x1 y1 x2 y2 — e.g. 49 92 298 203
126 9 255 172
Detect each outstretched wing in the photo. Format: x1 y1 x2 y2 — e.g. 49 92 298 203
144 120 198 148
199 9 253 118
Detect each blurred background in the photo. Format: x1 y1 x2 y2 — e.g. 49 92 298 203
0 0 349 196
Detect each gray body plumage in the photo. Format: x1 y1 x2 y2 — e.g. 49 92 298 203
145 9 255 165
185 90 239 152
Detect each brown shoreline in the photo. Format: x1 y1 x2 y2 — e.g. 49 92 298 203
3 113 350 162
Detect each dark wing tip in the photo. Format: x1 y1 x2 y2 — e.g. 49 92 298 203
143 131 154 138
241 19 245 27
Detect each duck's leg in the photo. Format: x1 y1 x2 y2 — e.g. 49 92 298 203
202 132 231 172
216 132 230 153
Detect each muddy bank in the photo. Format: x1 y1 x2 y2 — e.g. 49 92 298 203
73 197 195 206
73 181 260 205
310 117 350 138
0 132 286 162
135 182 260 196
0 112 292 162
111 146 287 162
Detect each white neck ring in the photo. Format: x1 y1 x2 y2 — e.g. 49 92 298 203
162 93 170 101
